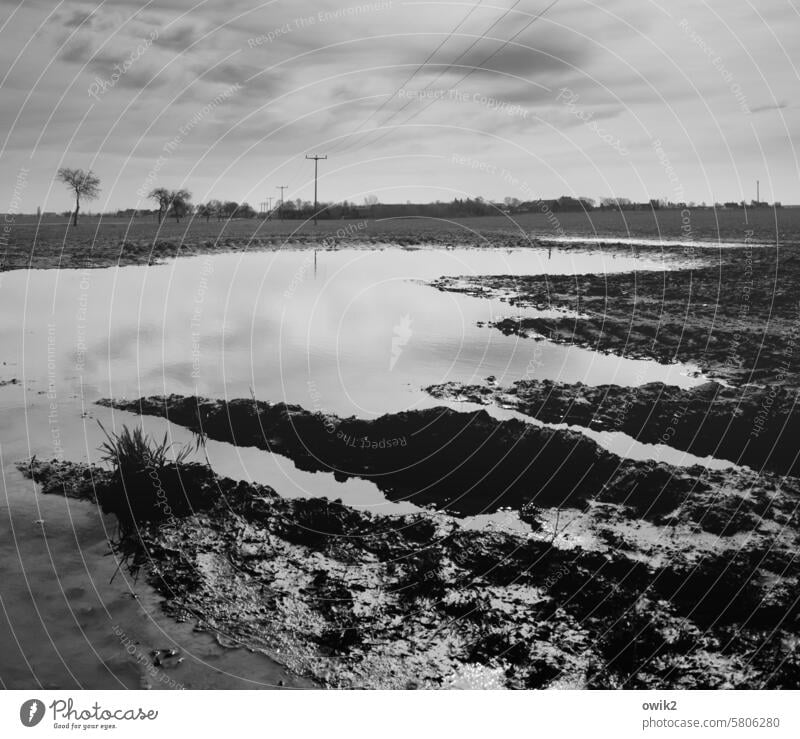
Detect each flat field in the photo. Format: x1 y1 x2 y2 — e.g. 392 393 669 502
1 207 793 271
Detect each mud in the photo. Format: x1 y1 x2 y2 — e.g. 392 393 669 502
1 216 712 272
430 246 799 386
425 379 800 476
19 445 800 689
99 394 776 523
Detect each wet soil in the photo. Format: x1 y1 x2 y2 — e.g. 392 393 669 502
425 379 800 476
1 210 779 271
100 394 769 523
0 229 641 272
19 407 800 690
17 428 800 688
430 246 799 387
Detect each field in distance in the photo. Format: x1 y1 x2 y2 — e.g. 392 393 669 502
2 207 791 271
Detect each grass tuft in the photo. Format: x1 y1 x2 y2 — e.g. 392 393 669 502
98 421 193 475
96 422 199 536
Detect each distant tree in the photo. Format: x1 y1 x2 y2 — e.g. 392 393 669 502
168 189 192 222
600 196 632 210
56 168 100 226
364 194 379 218
148 187 171 223
206 199 223 221
196 203 211 222
221 201 239 218
148 188 191 223
336 199 360 219
236 202 257 218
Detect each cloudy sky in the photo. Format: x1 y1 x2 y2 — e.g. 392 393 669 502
0 0 797 212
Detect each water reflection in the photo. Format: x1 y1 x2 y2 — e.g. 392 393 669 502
0 246 717 688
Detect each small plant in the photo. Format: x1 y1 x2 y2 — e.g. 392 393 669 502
98 422 193 476
96 422 198 533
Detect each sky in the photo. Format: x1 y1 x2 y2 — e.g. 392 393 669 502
0 0 798 212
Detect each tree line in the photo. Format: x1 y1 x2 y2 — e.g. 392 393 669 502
57 167 775 227
54 169 592 225
56 167 363 225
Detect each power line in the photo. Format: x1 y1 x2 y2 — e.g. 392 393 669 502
276 185 287 220
345 0 560 157
327 0 486 155
336 0 525 155
284 2 500 206
259 196 274 216
305 155 327 225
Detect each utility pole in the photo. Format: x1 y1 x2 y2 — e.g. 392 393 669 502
305 154 327 225
756 179 760 204
277 186 287 220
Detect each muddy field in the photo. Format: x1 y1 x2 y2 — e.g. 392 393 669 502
10 212 800 689
20 379 800 689
432 245 799 387
427 379 800 476
21 394 800 688
1 207 792 271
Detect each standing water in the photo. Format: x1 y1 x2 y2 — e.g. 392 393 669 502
0 246 707 688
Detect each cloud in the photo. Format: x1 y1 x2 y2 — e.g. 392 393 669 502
63 10 97 29
427 40 588 90
153 23 201 52
2 0 799 210
60 37 94 64
750 101 789 114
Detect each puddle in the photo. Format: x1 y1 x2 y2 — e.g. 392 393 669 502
0 246 719 688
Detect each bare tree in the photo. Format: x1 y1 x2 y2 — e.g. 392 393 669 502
207 199 223 221
148 187 171 223
364 193 379 219
147 188 191 223
56 168 100 226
